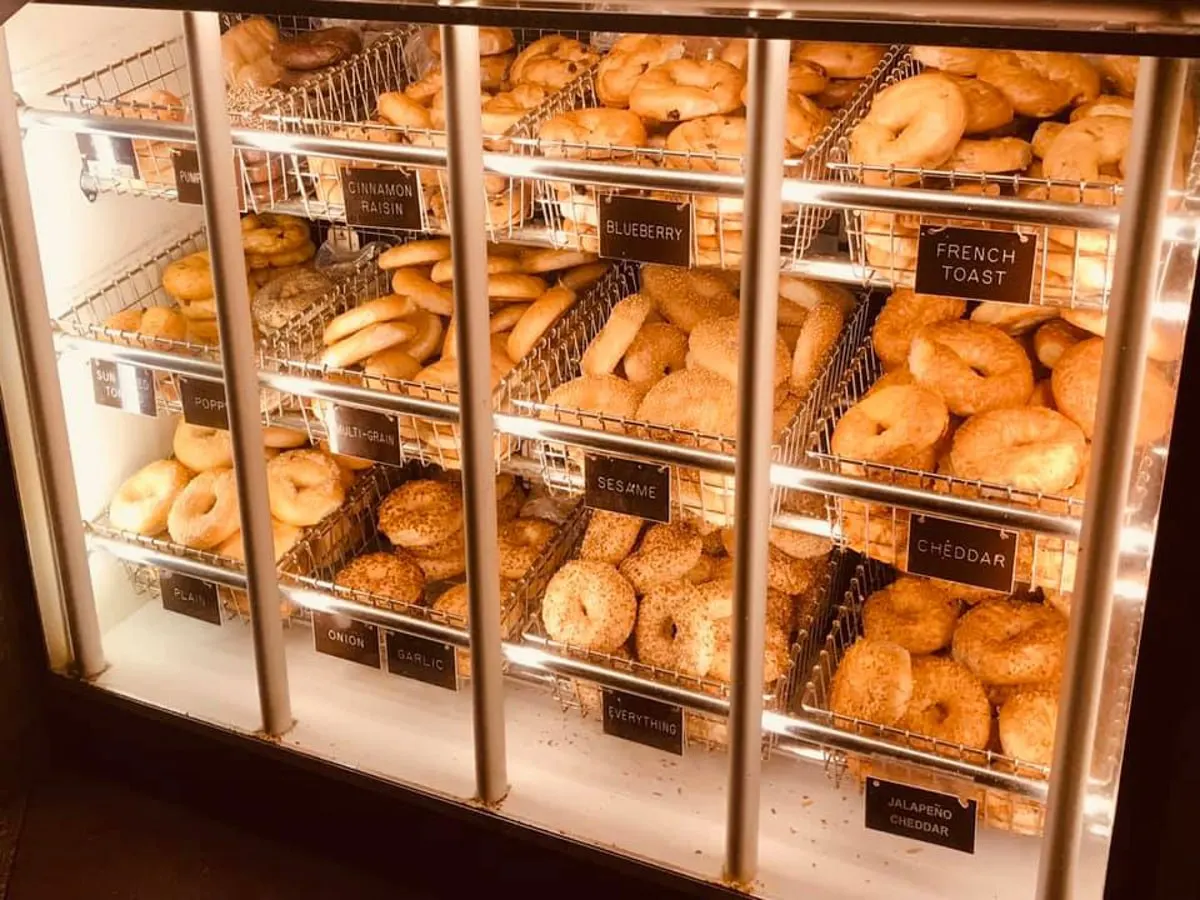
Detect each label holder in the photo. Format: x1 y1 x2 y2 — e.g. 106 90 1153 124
600 687 685 755
583 453 671 524
384 630 459 691
864 778 977 853
90 358 157 417
158 571 223 626
914 225 1037 305
312 611 383 669
597 194 691 267
324 404 403 466
179 377 229 429
339 166 423 230
905 513 1019 593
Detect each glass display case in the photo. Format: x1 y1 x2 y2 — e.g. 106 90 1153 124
0 3 1197 897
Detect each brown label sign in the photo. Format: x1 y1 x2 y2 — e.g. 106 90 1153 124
325 405 402 466
865 778 976 853
914 225 1037 304
341 167 423 230
76 133 140 180
312 611 382 668
906 514 1018 593
179 377 228 429
158 571 222 625
598 195 691 267
384 630 459 691
91 359 157 417
583 454 671 524
601 688 684 755
172 149 203 204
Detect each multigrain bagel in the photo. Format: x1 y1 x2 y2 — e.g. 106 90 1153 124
976 51 1100 118
1051 337 1174 444
952 599 1067 686
542 560 637 652
948 407 1087 493
900 656 992 750
629 59 746 122
848 73 968 185
908 320 1035 416
830 638 913 726
862 576 960 654
110 459 192 536
830 385 949 467
871 289 966 370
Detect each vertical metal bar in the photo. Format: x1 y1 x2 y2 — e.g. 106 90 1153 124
724 37 790 888
441 24 508 805
182 12 292 737
1037 57 1188 900
0 26 104 678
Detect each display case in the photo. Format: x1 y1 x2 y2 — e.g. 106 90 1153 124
2 3 1198 898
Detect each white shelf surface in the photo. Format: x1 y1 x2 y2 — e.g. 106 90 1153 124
96 599 1107 899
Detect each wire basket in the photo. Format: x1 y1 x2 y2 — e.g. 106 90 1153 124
284 462 534 680
258 236 518 470
516 504 824 754
807 310 1083 593
801 558 1050 836
524 46 903 270
507 262 871 526
832 49 1149 310
249 27 593 235
86 462 369 624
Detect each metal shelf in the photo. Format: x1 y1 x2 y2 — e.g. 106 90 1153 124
55 331 1083 540
87 524 1049 802
20 108 1149 235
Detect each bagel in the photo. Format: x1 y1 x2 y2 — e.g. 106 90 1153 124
167 468 240 549
542 374 643 427
969 302 1058 336
620 524 703 594
1031 121 1066 160
899 656 992 750
635 580 716 677
952 599 1067 686
162 252 214 303
322 295 416 346
518 248 598 275
539 108 647 158
848 73 968 185
911 46 987 76
1051 337 1174 444
948 75 1015 135
1071 94 1134 122
252 269 334 331
1033 319 1086 370
480 84 546 138
1043 116 1132 195
830 385 949 467
173 422 232 472
1098 55 1138 97
320 320 416 369
1061 308 1184 363
363 347 423 387
378 238 452 270
786 59 829 96
790 300 844 394
391 268 455 317
266 450 345 527
862 576 961 654
271 26 360 70
506 285 577 362
595 35 686 108
579 510 643 564
813 77 864 109
334 551 425 606
945 137 1032 173
509 35 598 90
377 479 463 549
976 51 1100 118
407 527 466 582
497 517 557 579
629 59 746 122
949 407 1086 493
640 264 740 333
664 115 747 173
581 294 656 377
998 687 1058 766
241 213 309 257
541 560 637 653
688 316 790 389
792 42 885 79
636 368 737 439
110 459 192 536
623 321 689 391
909 320 1035 416
829 638 913 726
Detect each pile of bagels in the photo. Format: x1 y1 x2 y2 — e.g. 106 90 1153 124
538 39 886 267
540 508 832 695
830 573 1068 771
828 288 1180 591
310 237 607 464
541 263 854 521
106 418 370 619
848 47 1187 300
221 17 363 90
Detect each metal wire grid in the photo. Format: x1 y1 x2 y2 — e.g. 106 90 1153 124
248 27 591 235
830 50 1192 311
523 47 903 270
54 230 215 415
506 262 871 526
807 315 1084 594
282 463 526 651
800 558 1051 836
256 240 516 470
516 504 812 754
